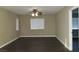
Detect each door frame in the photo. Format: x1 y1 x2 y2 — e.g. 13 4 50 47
69 6 78 51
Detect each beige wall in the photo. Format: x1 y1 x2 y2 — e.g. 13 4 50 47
20 15 56 36
0 8 19 47
55 6 72 49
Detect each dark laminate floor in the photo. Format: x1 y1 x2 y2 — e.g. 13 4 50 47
0 37 69 52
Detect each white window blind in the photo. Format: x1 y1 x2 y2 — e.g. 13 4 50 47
30 18 44 29
16 17 19 31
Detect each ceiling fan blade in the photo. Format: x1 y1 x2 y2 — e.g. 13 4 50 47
38 12 42 15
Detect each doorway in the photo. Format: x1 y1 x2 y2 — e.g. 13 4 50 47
69 7 79 51
72 8 79 51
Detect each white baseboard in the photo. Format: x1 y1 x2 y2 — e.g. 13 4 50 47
56 36 70 51
20 35 56 37
0 37 19 48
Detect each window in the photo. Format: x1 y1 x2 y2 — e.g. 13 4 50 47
16 17 19 31
30 18 44 30
72 18 78 29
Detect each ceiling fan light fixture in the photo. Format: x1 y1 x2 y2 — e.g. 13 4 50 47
32 13 34 16
35 12 38 16
31 9 42 16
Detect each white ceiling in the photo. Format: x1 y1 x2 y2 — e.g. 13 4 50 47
1 6 64 15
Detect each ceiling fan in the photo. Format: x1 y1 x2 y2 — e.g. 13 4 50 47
31 9 42 16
